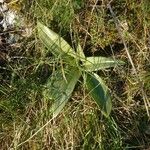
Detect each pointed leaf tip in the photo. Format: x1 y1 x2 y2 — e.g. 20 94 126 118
37 22 76 57
86 73 112 117
83 56 125 72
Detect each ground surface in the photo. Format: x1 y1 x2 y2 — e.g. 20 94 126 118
0 0 150 149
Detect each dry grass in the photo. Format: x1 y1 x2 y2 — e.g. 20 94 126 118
0 0 150 149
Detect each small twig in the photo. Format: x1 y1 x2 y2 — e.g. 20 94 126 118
107 3 137 76
0 29 23 35
107 3 150 116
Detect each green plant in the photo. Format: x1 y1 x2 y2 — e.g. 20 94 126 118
37 22 124 118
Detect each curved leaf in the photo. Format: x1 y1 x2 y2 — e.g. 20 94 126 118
44 66 81 118
82 56 125 72
86 73 112 117
37 22 76 57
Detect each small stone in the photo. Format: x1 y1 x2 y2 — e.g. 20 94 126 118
0 0 4 3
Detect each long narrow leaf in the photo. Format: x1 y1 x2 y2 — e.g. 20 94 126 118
83 56 125 72
44 66 81 118
76 43 85 60
37 22 77 57
86 73 112 117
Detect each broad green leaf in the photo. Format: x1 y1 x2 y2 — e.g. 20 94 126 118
86 73 112 117
82 56 125 72
37 22 77 57
44 65 81 118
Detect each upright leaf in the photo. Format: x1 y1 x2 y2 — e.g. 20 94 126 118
44 65 81 118
82 56 125 72
86 73 112 117
76 43 85 60
37 22 77 57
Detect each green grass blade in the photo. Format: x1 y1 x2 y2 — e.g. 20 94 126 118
44 66 81 118
83 56 125 72
37 22 77 57
86 73 112 117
